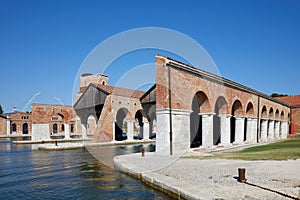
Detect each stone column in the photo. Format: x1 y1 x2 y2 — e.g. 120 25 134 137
156 109 170 155
268 120 275 139
6 120 10 135
220 115 231 146
81 123 87 139
260 119 268 141
274 121 280 139
126 120 134 141
281 121 288 139
64 124 70 139
235 117 245 144
155 108 191 155
201 113 214 148
246 118 255 142
252 119 258 143
143 121 150 140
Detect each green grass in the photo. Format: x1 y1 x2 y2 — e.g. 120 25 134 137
187 138 300 161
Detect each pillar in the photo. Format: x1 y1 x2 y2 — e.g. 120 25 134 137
274 121 280 139
64 124 70 139
81 123 87 139
143 121 150 140
246 118 256 142
6 120 10 135
126 120 134 141
260 119 268 141
268 120 275 139
220 115 231 146
235 117 245 144
252 119 258 143
155 108 191 155
201 113 214 148
281 121 288 139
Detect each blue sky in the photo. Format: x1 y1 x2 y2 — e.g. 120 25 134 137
0 0 299 112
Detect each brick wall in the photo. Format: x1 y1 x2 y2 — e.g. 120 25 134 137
292 108 300 133
156 55 290 121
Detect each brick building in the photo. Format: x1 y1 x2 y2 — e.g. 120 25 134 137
74 55 293 155
74 73 150 142
275 95 300 133
0 104 77 140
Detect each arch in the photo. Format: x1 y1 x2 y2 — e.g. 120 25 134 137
213 96 227 145
269 107 274 119
87 115 96 134
280 111 284 120
231 100 243 143
275 109 280 120
232 100 243 116
22 123 28 134
134 110 144 139
246 102 254 116
12 123 17 132
195 91 210 113
190 91 210 148
53 123 58 134
115 108 130 141
261 106 267 118
70 124 74 133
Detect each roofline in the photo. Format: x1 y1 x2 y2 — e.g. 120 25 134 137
140 84 156 101
73 83 145 108
73 83 110 108
32 103 73 107
158 55 291 108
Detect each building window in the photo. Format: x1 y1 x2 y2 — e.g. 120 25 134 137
12 124 17 132
62 124 65 131
53 124 58 134
102 81 106 85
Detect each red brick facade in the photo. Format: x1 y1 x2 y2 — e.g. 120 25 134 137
156 55 290 120
276 96 300 133
0 104 76 135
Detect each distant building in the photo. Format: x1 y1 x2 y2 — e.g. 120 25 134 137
0 104 78 139
275 95 300 133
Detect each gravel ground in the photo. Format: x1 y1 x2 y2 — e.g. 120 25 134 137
158 158 300 200
114 152 300 200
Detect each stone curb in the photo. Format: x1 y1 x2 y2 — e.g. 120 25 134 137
113 155 213 200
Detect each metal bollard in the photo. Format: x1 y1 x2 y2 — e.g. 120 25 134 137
141 148 145 157
238 168 246 182
55 140 58 146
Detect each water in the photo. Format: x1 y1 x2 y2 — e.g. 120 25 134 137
0 139 171 200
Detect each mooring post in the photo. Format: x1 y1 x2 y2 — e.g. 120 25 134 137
141 148 145 157
238 168 246 182
55 140 58 146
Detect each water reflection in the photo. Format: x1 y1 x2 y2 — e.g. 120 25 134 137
0 139 170 200
86 144 155 168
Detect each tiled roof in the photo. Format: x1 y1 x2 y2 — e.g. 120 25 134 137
95 84 145 99
276 95 300 107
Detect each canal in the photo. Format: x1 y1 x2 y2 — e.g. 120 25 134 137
0 138 172 199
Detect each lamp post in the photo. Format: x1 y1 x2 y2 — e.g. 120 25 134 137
167 63 173 156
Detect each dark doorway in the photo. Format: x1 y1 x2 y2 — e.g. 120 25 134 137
53 124 58 134
23 123 28 134
230 117 236 143
115 109 128 141
12 124 17 132
244 118 247 141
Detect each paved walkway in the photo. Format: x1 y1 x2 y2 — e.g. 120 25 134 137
114 151 300 200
